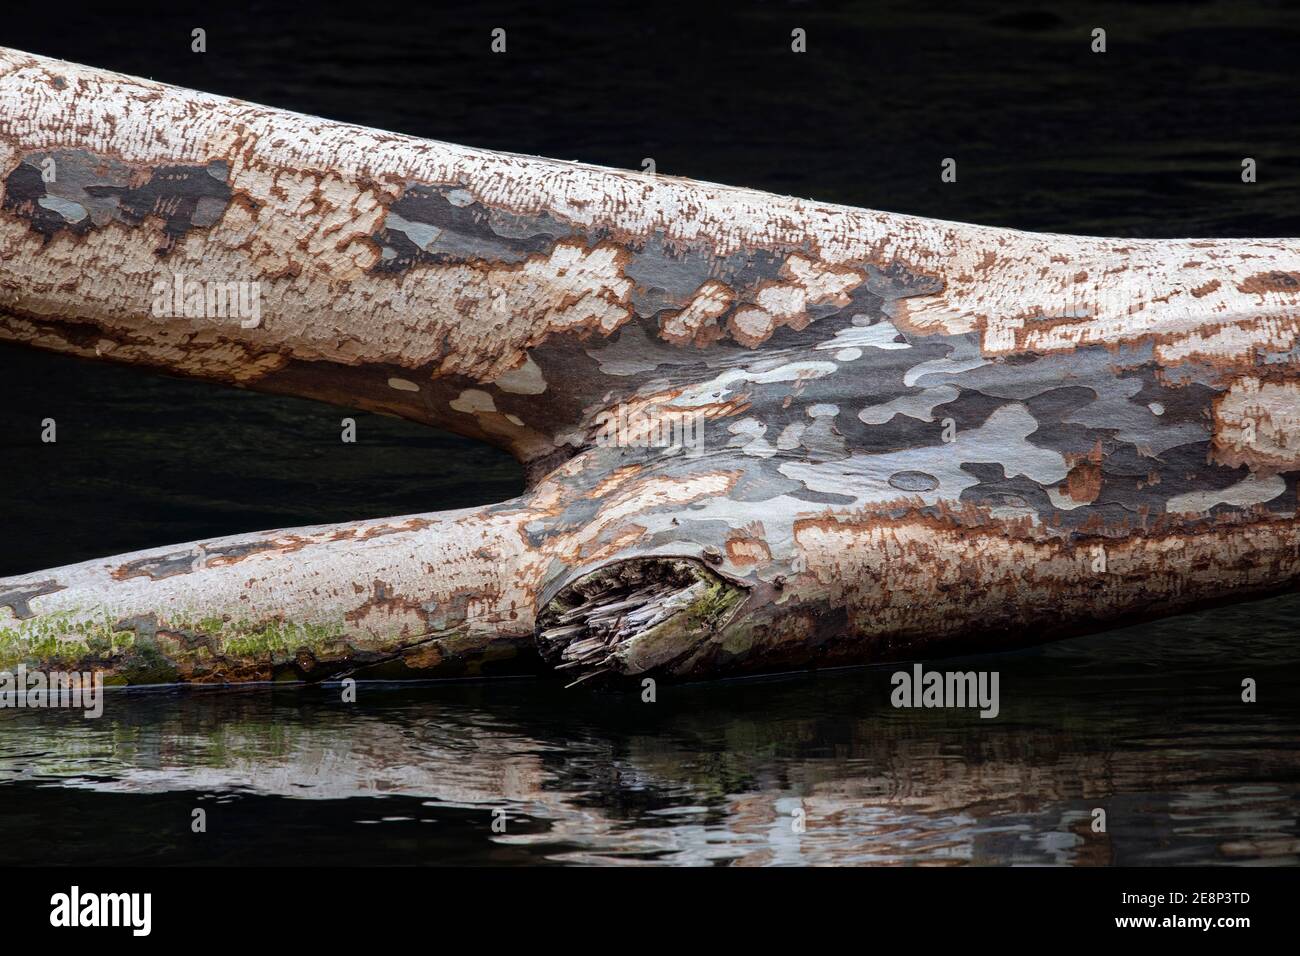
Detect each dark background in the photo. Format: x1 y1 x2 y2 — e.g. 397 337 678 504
4 0 1300 570
2 0 1299 873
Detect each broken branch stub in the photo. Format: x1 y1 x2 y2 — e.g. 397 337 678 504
537 557 748 687
2 46 1300 687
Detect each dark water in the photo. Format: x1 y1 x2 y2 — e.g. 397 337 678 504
2 1 1299 865
2 603 1298 865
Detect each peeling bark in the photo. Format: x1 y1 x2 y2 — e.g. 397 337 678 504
1 47 1299 686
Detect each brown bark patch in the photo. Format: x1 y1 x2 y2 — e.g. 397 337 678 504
1237 271 1300 295
725 525 773 567
1062 461 1103 504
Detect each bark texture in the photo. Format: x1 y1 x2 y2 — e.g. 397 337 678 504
1 47 1299 686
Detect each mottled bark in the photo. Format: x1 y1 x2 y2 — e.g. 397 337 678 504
1 47 1298 686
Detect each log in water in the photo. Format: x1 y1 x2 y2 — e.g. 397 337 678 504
0 46 1298 685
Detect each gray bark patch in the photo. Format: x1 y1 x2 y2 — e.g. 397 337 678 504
0 580 65 620
2 150 233 250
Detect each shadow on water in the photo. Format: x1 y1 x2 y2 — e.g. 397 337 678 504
3 592 1297 865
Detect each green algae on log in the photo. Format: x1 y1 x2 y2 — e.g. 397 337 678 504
1 46 1300 686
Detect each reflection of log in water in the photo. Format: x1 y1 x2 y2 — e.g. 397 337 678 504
2 662 1296 864
2 47 1300 686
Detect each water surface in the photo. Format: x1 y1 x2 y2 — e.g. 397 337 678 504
3 597 1297 865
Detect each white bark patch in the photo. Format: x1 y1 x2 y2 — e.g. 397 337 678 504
730 307 774 345
1167 474 1286 513
731 257 864 347
1045 487 1092 511
660 279 733 344
673 362 837 408
859 385 959 425
1212 378 1300 470
817 321 911 351
384 210 442 251
37 195 87 222
728 418 778 458
492 354 547 394
776 422 806 450
450 388 496 414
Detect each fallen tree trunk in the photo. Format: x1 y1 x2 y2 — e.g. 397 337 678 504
1 46 1298 686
